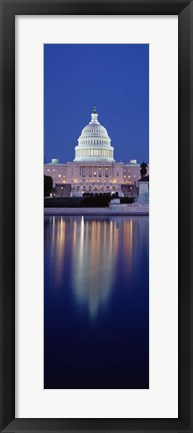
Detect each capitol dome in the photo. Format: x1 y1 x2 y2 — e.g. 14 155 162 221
74 106 115 162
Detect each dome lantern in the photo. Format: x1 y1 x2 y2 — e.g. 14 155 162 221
90 105 99 124
92 104 97 113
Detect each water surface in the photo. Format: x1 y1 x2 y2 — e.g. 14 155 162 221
44 215 149 389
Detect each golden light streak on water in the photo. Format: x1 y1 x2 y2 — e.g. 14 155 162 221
54 217 66 284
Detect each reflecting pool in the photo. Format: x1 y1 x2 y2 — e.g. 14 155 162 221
44 215 149 389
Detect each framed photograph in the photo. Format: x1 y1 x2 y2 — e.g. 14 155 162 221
0 1 193 432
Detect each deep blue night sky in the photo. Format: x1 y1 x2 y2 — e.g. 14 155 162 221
44 44 149 164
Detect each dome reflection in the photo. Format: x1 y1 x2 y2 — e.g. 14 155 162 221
71 217 118 318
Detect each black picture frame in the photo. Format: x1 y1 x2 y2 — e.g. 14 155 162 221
0 0 192 432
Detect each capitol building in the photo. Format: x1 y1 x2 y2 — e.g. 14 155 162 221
44 106 148 197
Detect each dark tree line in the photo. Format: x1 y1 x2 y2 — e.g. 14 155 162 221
140 162 149 182
44 175 53 197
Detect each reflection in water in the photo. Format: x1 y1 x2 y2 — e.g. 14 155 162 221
72 217 119 318
44 216 147 314
44 215 149 389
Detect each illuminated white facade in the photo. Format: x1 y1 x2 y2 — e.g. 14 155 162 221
44 107 148 196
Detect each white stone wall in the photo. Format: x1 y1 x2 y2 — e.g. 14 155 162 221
44 161 149 194
44 163 67 185
123 164 141 184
